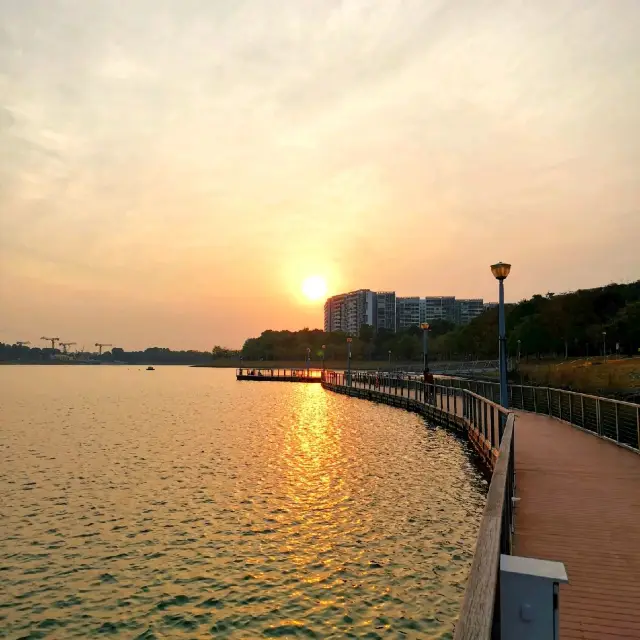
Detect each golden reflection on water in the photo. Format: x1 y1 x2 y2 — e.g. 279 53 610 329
0 367 487 639
281 386 349 572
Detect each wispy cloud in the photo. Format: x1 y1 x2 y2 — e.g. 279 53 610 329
1 0 639 347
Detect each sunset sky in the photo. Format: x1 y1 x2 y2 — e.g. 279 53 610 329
1 0 639 350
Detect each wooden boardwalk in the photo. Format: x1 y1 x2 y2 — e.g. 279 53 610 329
514 412 640 639
322 373 640 637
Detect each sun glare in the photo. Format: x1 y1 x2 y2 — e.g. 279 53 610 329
302 276 327 302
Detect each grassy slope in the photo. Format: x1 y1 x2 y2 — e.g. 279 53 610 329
518 357 640 394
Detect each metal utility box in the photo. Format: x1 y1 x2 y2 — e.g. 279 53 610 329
500 555 568 640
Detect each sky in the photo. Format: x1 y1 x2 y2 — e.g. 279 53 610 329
1 0 639 350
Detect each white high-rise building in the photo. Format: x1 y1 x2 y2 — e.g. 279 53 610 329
324 290 375 336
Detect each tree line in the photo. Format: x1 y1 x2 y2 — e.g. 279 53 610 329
241 280 640 362
0 344 239 365
3 280 637 365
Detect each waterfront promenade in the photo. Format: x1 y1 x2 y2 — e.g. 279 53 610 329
321 371 640 639
515 412 640 639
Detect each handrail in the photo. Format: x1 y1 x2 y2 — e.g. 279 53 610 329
437 376 640 452
321 369 517 639
440 375 640 408
464 388 510 414
453 414 515 640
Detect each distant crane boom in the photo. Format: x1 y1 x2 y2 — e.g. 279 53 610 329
41 336 60 350
59 341 76 354
95 342 112 355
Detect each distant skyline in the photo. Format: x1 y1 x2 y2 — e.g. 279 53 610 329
1 1 639 349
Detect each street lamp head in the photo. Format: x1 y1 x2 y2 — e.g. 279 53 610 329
388 350 391 354
602 331 607 336
420 323 430 330
490 262 512 280
321 344 326 349
346 337 353 343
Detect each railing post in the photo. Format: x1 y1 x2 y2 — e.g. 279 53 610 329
637 406 640 450
596 398 602 436
520 385 524 410
547 387 551 416
490 408 495 448
568 392 573 424
483 401 488 440
559 391 563 420
615 402 620 443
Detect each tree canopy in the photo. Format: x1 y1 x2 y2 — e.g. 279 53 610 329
241 281 640 362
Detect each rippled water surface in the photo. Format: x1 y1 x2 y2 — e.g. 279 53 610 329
1 367 487 639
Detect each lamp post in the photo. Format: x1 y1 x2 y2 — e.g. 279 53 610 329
321 344 326 372
306 347 311 377
491 261 511 410
602 331 607 363
347 338 353 386
517 339 521 364
388 350 392 368
420 323 430 378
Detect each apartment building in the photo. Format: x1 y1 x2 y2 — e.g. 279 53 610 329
325 291 486 333
375 292 396 332
324 290 375 336
396 297 421 330
323 294 345 333
455 298 485 325
420 296 456 323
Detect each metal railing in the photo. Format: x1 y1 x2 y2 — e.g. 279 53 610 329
322 371 516 639
454 409 515 640
437 377 640 452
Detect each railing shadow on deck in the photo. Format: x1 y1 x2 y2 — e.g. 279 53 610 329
322 370 515 639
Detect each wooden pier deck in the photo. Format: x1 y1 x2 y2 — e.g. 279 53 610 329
236 367 323 382
319 372 640 637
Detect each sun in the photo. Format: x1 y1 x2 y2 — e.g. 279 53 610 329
301 275 327 301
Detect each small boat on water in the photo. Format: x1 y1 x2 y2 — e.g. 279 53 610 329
146 366 155 371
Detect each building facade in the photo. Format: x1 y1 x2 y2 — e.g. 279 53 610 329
323 294 345 333
420 296 457 324
325 291 486 333
375 292 396 332
324 290 375 336
396 297 421 330
455 298 485 325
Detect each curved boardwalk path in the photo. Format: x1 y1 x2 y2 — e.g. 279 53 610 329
515 412 640 639
324 375 640 637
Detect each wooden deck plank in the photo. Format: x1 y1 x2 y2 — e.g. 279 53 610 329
514 412 640 638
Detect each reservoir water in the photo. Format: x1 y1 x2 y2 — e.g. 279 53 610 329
0 367 486 639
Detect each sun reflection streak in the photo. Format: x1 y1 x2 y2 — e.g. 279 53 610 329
276 386 364 604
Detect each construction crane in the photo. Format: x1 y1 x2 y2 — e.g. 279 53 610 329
41 336 60 350
16 341 31 347
59 342 76 354
95 343 112 355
